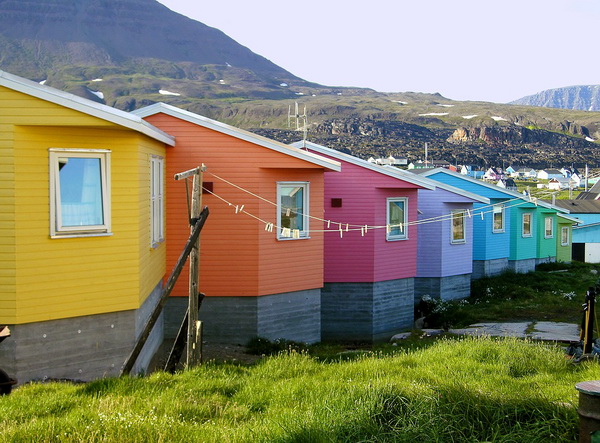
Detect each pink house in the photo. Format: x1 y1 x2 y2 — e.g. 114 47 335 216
291 141 435 341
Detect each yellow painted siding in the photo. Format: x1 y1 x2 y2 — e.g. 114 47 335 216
0 117 16 320
1 86 166 324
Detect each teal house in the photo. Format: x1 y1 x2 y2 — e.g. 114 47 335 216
417 169 569 277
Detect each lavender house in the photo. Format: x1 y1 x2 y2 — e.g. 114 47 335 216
415 182 489 301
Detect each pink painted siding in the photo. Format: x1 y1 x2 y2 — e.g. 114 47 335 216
312 157 421 283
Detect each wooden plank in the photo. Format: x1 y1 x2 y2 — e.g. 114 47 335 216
120 207 209 376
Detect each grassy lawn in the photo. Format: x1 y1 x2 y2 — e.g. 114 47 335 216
2 261 600 442
416 261 600 330
2 336 600 442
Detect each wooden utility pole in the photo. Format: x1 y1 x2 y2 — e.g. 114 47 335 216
174 165 206 367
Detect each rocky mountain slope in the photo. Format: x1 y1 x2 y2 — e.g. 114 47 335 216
1 0 600 168
512 85 600 112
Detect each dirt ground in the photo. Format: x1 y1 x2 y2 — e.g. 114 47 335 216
148 340 262 373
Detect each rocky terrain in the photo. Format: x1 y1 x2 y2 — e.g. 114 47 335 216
1 0 600 168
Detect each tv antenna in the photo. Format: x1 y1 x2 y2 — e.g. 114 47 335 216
288 102 308 144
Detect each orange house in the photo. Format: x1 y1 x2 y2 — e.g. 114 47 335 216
134 103 340 344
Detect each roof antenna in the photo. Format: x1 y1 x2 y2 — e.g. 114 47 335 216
288 102 308 148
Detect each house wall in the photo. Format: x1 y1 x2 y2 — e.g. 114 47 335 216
417 191 474 277
509 206 537 261
537 211 557 263
141 114 326 298
310 158 421 283
425 172 512 262
556 220 572 263
1 86 167 325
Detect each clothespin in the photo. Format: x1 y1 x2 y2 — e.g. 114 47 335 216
239 204 244 213
386 225 391 234
293 229 300 239
345 223 349 232
327 220 331 228
265 222 274 232
234 205 240 214
481 211 484 220
286 208 291 217
467 209 471 218
360 226 365 236
399 223 403 233
364 225 368 233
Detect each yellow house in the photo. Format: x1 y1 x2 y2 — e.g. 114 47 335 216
0 70 175 383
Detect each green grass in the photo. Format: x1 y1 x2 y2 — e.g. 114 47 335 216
2 336 599 442
418 261 600 329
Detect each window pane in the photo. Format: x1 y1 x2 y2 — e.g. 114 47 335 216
452 211 465 242
523 214 531 236
280 186 304 231
59 157 104 226
493 205 503 231
545 217 553 237
389 200 405 237
561 227 569 245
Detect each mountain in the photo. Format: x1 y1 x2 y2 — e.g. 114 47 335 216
1 0 600 168
512 85 600 112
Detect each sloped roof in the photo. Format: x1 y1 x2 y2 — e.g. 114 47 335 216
134 103 340 172
547 199 600 214
0 70 175 146
290 140 434 189
417 168 569 213
291 140 489 203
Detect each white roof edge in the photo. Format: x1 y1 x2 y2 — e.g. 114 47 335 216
290 140 435 190
422 180 490 204
0 70 175 146
133 103 341 172
557 213 581 223
419 167 570 213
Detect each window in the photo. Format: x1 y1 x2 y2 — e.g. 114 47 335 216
561 226 570 246
151 155 164 247
451 210 466 244
544 216 553 239
492 204 504 233
49 149 111 237
277 182 309 239
522 213 532 237
387 197 408 241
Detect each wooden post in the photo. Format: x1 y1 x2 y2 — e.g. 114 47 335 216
187 166 204 367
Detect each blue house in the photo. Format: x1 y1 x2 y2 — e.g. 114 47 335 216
415 168 569 277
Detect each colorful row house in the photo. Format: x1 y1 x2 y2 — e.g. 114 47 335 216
133 104 340 345
417 169 571 277
290 141 435 341
414 181 489 301
0 70 174 383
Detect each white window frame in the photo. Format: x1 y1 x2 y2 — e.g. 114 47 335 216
522 212 533 237
386 197 408 241
561 226 570 246
150 155 164 248
49 148 111 238
492 204 505 233
451 210 467 244
277 182 309 240
544 216 554 239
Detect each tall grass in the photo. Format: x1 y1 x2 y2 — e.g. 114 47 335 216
2 336 599 442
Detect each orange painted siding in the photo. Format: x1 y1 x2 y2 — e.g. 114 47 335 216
144 114 326 298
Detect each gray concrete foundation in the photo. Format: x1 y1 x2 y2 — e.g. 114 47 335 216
414 274 472 302
508 258 537 274
321 278 414 343
166 289 321 345
472 258 509 279
0 283 164 385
